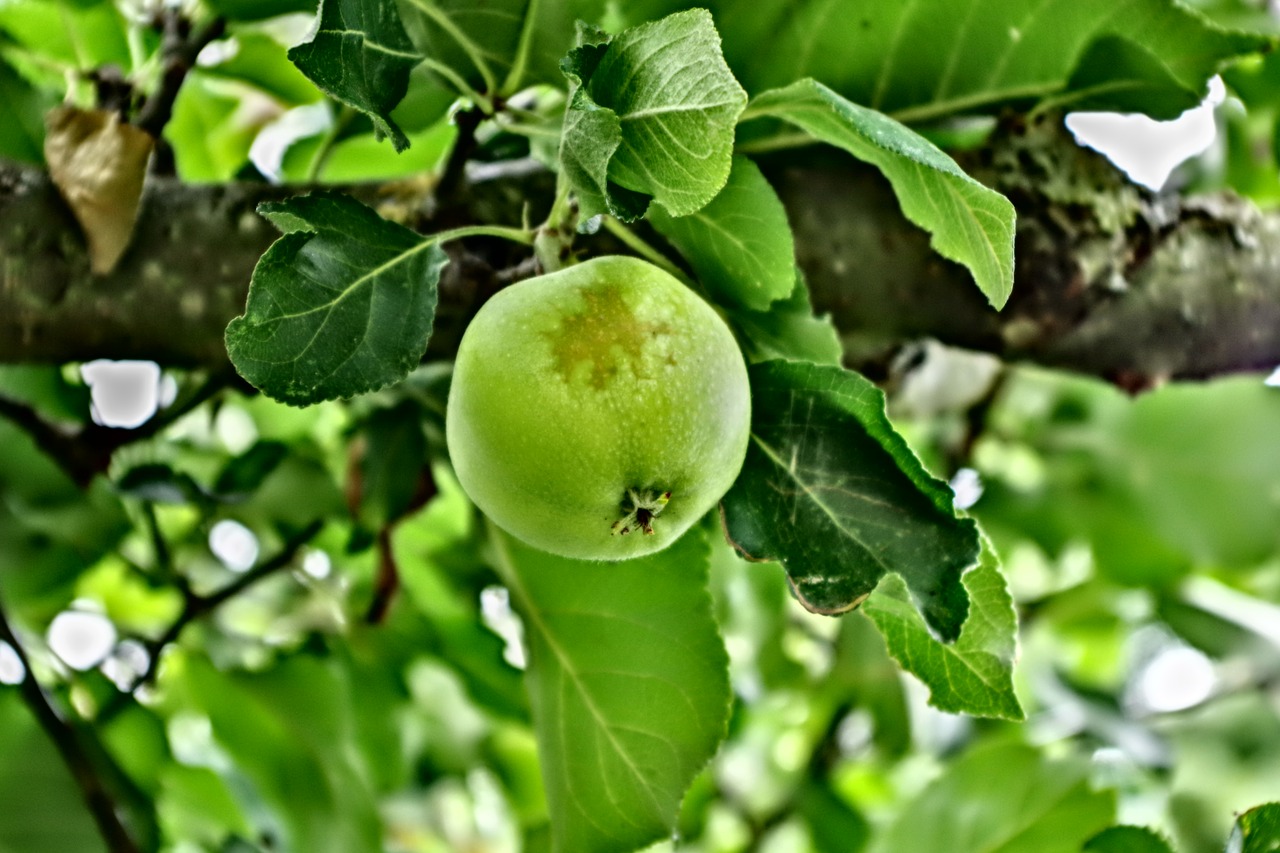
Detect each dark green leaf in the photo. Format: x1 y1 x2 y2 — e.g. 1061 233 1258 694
213 441 290 498
288 0 419 151
0 57 47 164
358 401 428 526
115 463 210 506
205 0 317 21
747 79 1015 308
1084 826 1176 853
560 9 747 219
721 360 979 641
1228 803 1280 853
494 528 730 853
876 741 1115 852
1065 36 1192 117
864 538 1023 719
225 191 447 406
650 156 794 311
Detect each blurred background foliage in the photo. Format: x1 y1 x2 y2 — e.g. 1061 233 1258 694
0 0 1278 851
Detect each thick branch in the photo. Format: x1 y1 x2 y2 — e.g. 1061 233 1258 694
1 117 1278 382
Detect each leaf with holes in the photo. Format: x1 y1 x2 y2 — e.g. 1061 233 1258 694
224 191 446 406
559 8 747 220
864 538 1023 719
494 527 730 853
721 360 979 641
288 0 419 150
746 79 1015 308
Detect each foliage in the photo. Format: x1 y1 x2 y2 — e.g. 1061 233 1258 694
0 2 1279 853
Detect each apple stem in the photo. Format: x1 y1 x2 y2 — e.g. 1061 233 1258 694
611 487 672 536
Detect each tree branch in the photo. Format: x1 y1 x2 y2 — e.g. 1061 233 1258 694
2 114 1278 383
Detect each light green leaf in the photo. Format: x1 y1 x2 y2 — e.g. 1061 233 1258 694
560 8 747 220
650 156 795 310
225 191 447 406
494 528 731 853
874 741 1115 853
288 0 419 151
179 655 383 853
710 0 1272 121
864 539 1023 720
1084 826 1176 853
731 269 843 365
721 360 979 641
747 79 1015 308
1228 803 1280 853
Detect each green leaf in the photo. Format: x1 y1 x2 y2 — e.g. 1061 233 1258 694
873 742 1115 853
225 191 447 406
179 654 383 853
1084 826 1176 853
1228 803 1280 853
731 269 843 366
746 79 1015 308
863 538 1023 719
166 73 264 182
0 57 48 164
650 156 795 311
494 528 731 853
721 360 979 641
560 8 747 220
288 0 419 151
198 33 324 106
711 0 1272 121
357 401 428 526
205 0 317 20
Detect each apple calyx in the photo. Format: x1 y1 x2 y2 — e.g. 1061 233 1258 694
612 487 673 536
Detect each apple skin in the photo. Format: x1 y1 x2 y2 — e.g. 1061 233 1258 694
446 255 751 561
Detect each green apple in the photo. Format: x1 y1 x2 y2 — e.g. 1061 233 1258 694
446 255 751 560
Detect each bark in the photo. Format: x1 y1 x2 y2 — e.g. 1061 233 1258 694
2 116 1278 383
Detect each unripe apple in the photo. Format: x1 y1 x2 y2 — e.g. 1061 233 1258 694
446 255 751 560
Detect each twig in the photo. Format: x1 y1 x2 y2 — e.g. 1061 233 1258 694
0 595 145 853
99 520 324 720
365 527 400 625
436 106 487 204
135 12 227 139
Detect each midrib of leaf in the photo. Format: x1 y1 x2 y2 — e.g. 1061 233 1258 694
314 29 420 60
749 430 894 575
492 532 670 821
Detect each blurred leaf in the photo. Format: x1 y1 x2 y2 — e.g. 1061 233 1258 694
721 360 979 641
180 654 383 853
1065 36 1191 116
288 0 418 150
1083 825 1176 853
100 705 171 797
747 79 1015 308
358 401 428 527
205 0 317 21
0 693 106 853
213 441 290 499
864 538 1023 720
731 269 843 365
1228 803 1280 853
650 156 795 310
156 764 253 849
199 33 323 106
0 56 47 163
710 0 1271 120
494 528 730 853
225 191 447 406
874 741 1115 853
560 9 747 220
115 463 209 506
0 366 90 423
798 780 870 853
0 0 131 70
166 74 265 182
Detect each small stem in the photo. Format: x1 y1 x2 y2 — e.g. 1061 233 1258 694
601 217 692 285
305 104 356 183
430 223 536 246
403 0 498 95
421 58 492 113
735 131 821 155
501 0 542 95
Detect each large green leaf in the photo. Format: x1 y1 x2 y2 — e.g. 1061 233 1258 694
1228 803 1280 853
179 654 383 853
709 0 1271 121
721 360 979 641
650 156 795 311
863 539 1023 720
493 528 730 853
225 191 447 406
730 269 843 365
1084 826 1176 853
873 742 1115 853
559 9 747 219
746 79 1015 308
288 0 419 150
